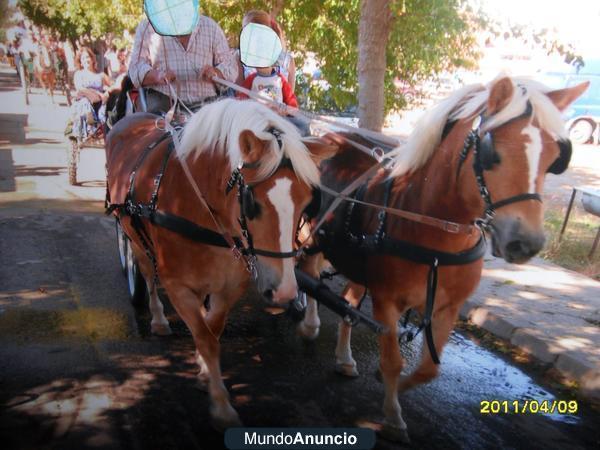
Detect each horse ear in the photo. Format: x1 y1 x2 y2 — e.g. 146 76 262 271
546 81 590 112
487 77 514 115
303 137 339 164
239 129 266 164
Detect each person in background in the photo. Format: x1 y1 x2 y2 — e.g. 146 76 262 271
70 46 113 138
128 12 238 113
237 54 298 107
104 45 121 78
235 10 296 92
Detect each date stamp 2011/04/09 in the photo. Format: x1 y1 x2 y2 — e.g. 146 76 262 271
480 400 578 415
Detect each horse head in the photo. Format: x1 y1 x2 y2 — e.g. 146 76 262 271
453 77 589 263
233 128 338 303
179 99 335 303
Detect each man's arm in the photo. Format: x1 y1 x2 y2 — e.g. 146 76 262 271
211 20 238 83
128 19 154 88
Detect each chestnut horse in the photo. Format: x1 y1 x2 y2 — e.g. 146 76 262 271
106 99 334 429
297 76 588 441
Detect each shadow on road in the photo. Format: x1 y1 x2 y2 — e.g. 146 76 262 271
0 148 15 192
14 165 65 178
0 113 27 143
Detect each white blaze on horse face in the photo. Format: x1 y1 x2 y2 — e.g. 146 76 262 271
522 124 543 193
267 177 297 301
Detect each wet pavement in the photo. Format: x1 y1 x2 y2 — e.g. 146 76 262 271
0 63 599 449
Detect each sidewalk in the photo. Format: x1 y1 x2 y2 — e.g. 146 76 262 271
463 252 600 403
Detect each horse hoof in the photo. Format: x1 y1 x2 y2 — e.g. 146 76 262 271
380 424 410 444
297 322 320 340
335 362 359 378
151 322 172 336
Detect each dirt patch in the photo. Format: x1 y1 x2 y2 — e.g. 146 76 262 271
0 307 130 343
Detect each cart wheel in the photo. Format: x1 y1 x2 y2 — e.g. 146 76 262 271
68 139 78 185
115 219 127 275
569 119 594 145
126 239 147 305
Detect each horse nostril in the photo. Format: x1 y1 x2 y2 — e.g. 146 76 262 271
263 289 273 301
506 240 527 255
506 239 539 262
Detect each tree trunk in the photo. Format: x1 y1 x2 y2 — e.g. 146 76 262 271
270 0 285 18
357 0 393 131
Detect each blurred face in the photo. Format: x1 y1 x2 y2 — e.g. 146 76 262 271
80 51 92 70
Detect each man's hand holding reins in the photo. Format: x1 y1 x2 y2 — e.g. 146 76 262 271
200 66 223 85
142 68 177 86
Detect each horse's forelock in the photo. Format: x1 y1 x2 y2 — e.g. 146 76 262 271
177 99 319 186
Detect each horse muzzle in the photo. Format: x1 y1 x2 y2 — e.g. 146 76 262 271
489 217 545 264
256 260 298 304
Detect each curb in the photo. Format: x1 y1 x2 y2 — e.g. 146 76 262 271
460 301 600 405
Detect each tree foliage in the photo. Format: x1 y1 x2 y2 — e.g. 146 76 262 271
17 0 583 114
17 0 141 42
202 0 482 112
1 0 17 40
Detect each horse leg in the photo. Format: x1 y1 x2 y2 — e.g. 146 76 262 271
374 299 410 443
196 290 243 389
146 280 172 336
128 240 172 336
298 297 320 340
334 281 364 377
161 281 241 430
398 299 458 392
297 253 325 340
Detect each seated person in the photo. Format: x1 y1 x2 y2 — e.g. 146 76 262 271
127 13 238 114
71 47 112 139
236 10 296 92
238 63 298 108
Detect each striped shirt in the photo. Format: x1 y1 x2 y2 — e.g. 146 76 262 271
129 17 238 104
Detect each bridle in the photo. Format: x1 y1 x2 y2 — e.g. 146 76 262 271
456 100 570 232
221 128 305 278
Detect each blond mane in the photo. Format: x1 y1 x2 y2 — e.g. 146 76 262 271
389 76 569 178
178 99 319 186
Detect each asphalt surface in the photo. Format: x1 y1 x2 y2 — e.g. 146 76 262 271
0 65 599 449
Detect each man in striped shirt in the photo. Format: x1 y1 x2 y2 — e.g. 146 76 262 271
129 15 238 112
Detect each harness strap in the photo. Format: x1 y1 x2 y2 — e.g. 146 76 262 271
487 193 542 214
151 210 299 258
327 212 486 365
425 260 440 364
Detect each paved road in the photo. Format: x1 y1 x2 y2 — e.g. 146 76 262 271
0 65 598 449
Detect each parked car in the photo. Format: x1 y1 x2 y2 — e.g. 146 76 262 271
540 59 600 144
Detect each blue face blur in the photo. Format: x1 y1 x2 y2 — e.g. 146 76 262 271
239 23 282 69
144 0 199 36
